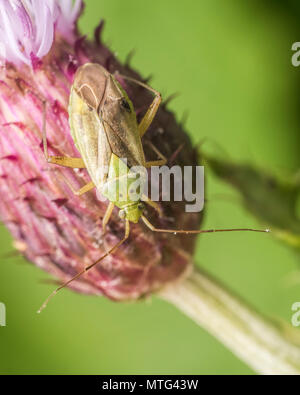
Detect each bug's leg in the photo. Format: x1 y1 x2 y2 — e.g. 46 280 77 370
38 220 130 313
115 73 161 137
142 194 162 217
102 202 115 231
141 216 270 235
64 180 95 196
46 156 86 168
42 100 86 169
145 141 167 168
145 160 166 168
138 92 161 138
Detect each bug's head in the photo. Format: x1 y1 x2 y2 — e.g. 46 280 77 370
119 203 145 224
73 63 109 112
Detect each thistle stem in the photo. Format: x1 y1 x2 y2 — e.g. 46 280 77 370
159 266 300 375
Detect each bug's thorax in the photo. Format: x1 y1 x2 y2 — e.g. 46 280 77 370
118 202 144 224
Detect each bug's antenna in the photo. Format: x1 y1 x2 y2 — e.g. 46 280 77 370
37 220 130 313
141 216 270 235
42 100 48 160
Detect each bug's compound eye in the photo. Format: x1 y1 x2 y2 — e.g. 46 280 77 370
119 209 126 219
138 203 145 211
120 98 131 113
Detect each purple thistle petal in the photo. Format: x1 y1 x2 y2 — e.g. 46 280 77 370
56 0 83 40
33 1 55 58
0 1 30 65
0 0 83 67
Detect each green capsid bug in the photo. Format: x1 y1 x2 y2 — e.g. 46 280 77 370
39 63 269 312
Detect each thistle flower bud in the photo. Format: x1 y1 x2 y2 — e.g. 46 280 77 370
0 0 201 302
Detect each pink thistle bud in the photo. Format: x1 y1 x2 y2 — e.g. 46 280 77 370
0 1 201 304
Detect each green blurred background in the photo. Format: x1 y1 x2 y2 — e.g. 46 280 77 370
0 0 300 374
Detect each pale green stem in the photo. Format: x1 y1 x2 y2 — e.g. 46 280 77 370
159 266 300 375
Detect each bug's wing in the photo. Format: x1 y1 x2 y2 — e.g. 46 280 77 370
69 87 112 186
101 116 145 169
100 81 146 168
